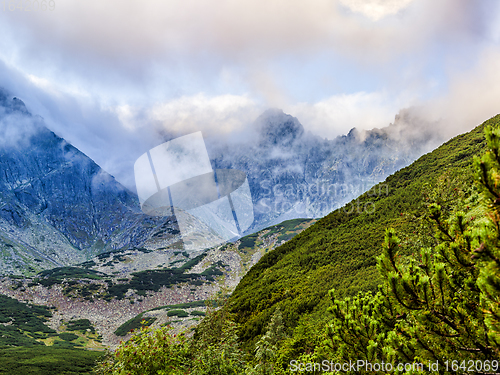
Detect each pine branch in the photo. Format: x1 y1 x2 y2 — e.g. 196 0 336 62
480 161 499 199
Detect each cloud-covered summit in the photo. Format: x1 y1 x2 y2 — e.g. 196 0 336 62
0 0 498 191
255 109 306 148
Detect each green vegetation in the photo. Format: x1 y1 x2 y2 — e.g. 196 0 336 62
239 233 259 249
93 114 500 375
29 267 105 288
309 120 500 373
262 218 314 238
237 219 314 253
114 301 208 336
178 252 208 271
56 260 223 301
114 313 157 337
95 325 191 375
63 280 106 301
103 259 225 299
66 319 95 334
96 249 127 260
0 295 104 373
8 115 500 375
190 310 206 316
169 259 185 266
229 116 490 351
77 260 96 269
0 346 104 375
167 309 189 317
107 269 201 299
136 247 153 253
276 232 296 243
149 300 206 311
200 261 225 278
0 294 56 346
95 291 283 375
58 332 79 342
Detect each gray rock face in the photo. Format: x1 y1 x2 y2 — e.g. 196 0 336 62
0 89 179 275
209 108 441 231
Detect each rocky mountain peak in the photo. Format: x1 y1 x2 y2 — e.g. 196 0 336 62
255 108 305 147
0 89 30 116
0 87 181 275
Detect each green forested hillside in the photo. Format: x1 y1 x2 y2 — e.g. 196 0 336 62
228 115 494 350
92 114 500 374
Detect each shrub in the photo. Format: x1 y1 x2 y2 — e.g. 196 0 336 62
58 332 79 341
167 309 189 318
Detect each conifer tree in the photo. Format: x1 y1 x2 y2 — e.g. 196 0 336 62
473 124 500 352
248 308 286 375
325 289 394 367
374 124 500 370
377 218 492 368
190 290 245 375
322 123 500 374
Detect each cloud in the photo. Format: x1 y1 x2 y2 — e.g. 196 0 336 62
0 0 488 102
0 110 42 149
0 62 263 190
148 93 262 138
0 0 499 194
490 6 500 42
0 61 156 190
338 0 415 21
423 46 500 137
285 91 414 138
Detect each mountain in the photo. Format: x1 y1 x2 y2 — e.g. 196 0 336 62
0 89 181 275
0 88 442 276
228 112 495 350
209 108 442 231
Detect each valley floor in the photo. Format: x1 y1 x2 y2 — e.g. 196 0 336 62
0 276 223 348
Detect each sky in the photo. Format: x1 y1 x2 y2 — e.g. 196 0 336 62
0 0 500 190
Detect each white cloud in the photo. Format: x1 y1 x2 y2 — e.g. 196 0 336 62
0 0 499 193
286 91 414 138
489 4 500 42
0 111 42 149
0 0 481 103
148 94 262 137
423 47 500 137
338 0 415 21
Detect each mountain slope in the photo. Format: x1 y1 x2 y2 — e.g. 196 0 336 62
228 113 494 349
0 89 180 275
